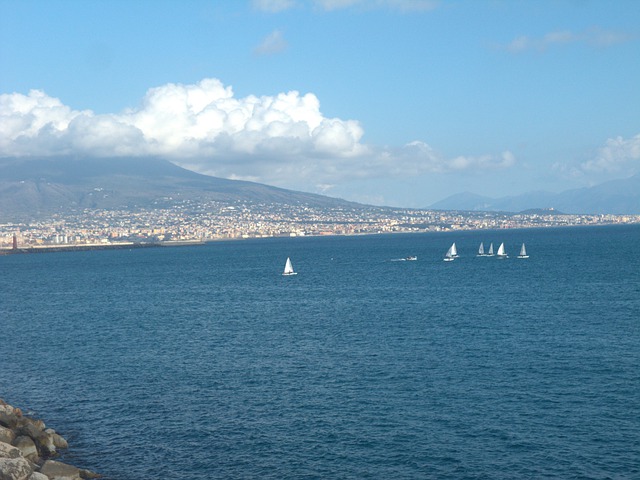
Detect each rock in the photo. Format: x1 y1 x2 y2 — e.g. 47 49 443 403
0 401 98 479
49 434 67 451
12 437 38 463
79 469 101 479
43 430 66 451
0 413 18 430
17 422 43 443
39 460 81 480
36 431 58 458
26 421 44 433
28 473 48 480
0 442 22 459
0 457 33 480
9 421 59 460
0 427 15 445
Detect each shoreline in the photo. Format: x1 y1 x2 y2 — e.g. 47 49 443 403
0 240 204 255
0 398 100 480
1 222 637 255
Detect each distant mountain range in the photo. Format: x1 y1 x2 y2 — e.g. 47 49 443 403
2 156 638 221
429 174 640 214
0 156 356 221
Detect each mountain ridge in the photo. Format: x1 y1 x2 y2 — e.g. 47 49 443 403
429 174 640 214
0 156 358 221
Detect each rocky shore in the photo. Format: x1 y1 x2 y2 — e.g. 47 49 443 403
0 399 100 480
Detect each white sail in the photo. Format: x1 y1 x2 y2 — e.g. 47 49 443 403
283 257 297 275
518 243 529 259
497 242 507 258
478 242 485 256
443 244 455 261
488 243 494 256
450 242 458 257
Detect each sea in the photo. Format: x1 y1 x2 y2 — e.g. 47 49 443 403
1 225 639 479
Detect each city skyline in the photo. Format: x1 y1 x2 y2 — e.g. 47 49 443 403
1 0 639 207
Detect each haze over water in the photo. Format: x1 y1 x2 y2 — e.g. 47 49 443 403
1 225 639 479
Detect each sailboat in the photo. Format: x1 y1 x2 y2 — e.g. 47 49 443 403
443 243 456 262
282 257 297 275
496 242 508 259
487 243 494 256
517 243 529 259
477 242 485 257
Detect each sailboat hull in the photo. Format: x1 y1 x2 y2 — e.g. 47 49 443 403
283 257 297 275
517 244 528 259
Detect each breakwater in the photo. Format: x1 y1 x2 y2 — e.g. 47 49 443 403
0 239 204 255
0 399 99 480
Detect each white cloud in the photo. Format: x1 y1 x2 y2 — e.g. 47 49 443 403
0 78 515 193
394 142 515 174
503 27 633 53
581 134 640 173
254 29 288 55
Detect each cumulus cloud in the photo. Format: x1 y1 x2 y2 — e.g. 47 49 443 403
1 79 364 159
0 77 515 191
581 134 640 173
254 30 288 55
503 27 633 53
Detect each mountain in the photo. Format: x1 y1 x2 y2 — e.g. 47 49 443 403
0 156 357 221
430 174 640 214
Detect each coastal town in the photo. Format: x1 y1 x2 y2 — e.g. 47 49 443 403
1 199 638 252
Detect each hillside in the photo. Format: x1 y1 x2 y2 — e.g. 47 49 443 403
430 175 640 214
0 156 357 221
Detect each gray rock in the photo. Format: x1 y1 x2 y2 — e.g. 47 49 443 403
49 434 67 451
28 473 48 480
0 414 17 430
0 456 33 480
78 469 101 479
24 421 44 433
17 423 42 444
11 437 38 463
0 427 15 445
33 433 56 458
39 460 81 480
0 402 97 479
0 442 22 459
42 430 66 451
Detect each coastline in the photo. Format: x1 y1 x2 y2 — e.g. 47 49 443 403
0 240 204 255
0 398 99 480
1 222 637 255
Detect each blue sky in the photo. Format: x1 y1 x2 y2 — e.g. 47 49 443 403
1 0 639 207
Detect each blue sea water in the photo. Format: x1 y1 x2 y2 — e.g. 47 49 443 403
1 225 639 479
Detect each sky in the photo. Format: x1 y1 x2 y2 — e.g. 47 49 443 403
1 0 639 207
